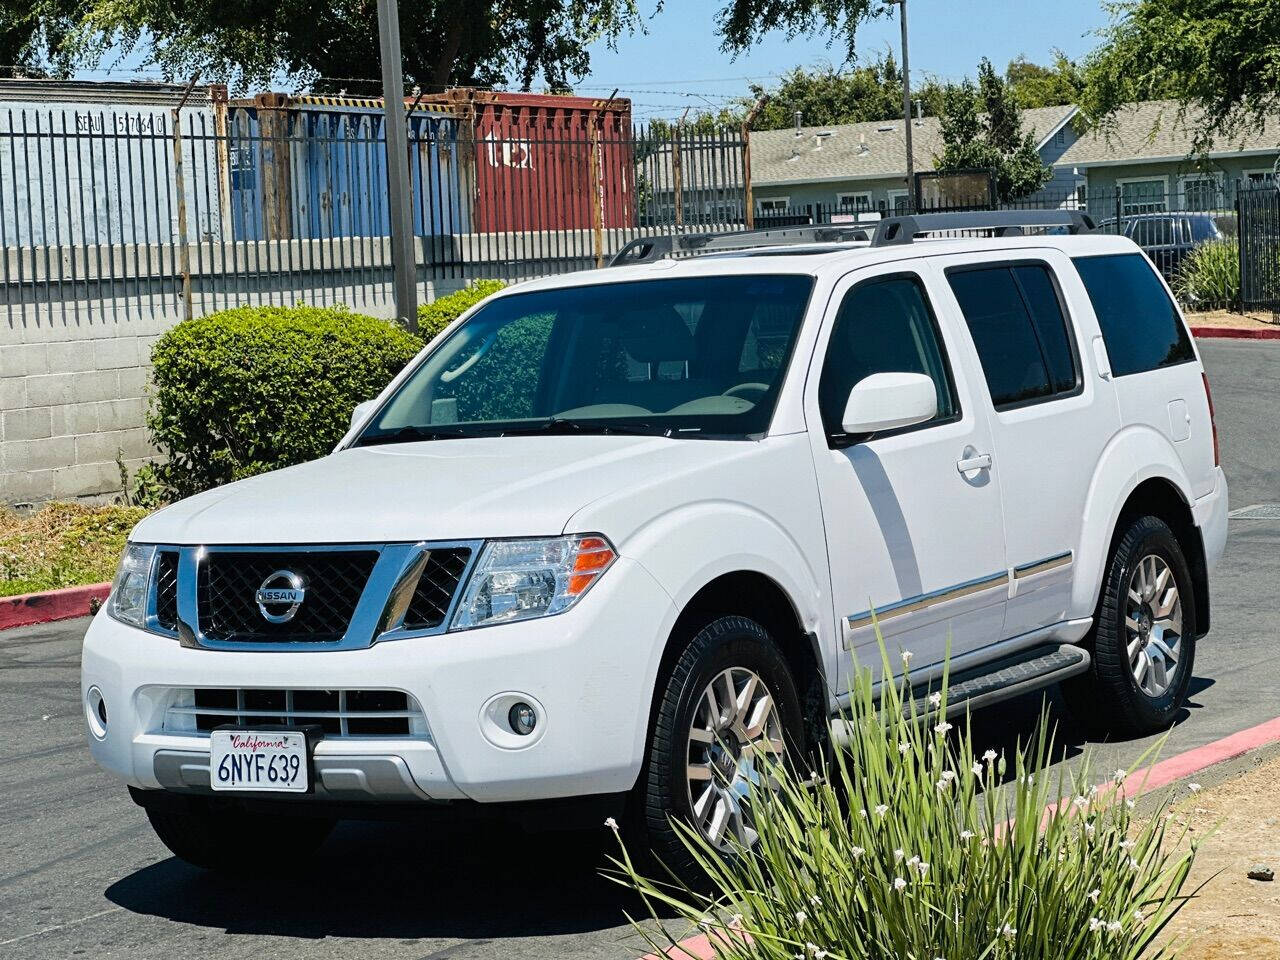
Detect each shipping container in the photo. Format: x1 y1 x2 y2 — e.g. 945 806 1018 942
225 94 474 242
0 79 222 247
423 89 634 233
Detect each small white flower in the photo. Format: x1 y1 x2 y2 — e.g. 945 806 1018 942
894 848 905 863
858 807 868 818
809 895 822 907
1088 917 1104 932
1087 889 1101 902
940 769 956 782
1128 857 1141 871
902 650 914 664
604 817 619 832
874 804 889 818
1073 794 1090 808
1106 920 1123 934
936 777 953 792
972 761 984 776
917 860 930 878
934 721 952 734
928 691 942 707
899 740 911 755
906 855 920 870
698 916 715 930
811 948 828 959
1114 768 1128 784
1000 923 1017 940
1189 782 1202 794
1084 821 1096 836
1125 798 1136 810
893 877 908 892
1119 839 1136 851
1133 908 1145 924
729 913 745 928
960 829 975 841
851 845 866 858
982 749 998 762
794 909 808 925
1022 774 1036 787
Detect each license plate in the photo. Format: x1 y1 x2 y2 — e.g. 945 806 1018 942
210 728 310 793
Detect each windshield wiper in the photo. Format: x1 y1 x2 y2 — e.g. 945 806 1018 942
499 417 671 438
352 425 473 447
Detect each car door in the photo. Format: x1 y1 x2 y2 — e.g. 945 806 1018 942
933 249 1121 639
805 261 1009 682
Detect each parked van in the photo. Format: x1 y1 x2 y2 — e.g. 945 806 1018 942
83 212 1227 875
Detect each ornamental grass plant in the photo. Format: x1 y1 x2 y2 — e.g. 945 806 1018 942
611 645 1202 960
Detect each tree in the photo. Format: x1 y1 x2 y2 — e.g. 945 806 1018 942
1005 50 1083 110
1081 0 1280 150
936 59 1052 202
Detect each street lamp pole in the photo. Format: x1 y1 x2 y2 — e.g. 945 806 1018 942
377 0 419 332
897 0 914 211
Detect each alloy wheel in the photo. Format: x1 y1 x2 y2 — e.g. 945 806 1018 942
1126 554 1183 698
685 666 785 851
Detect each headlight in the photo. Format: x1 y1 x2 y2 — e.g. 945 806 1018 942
107 542 156 628
451 535 616 630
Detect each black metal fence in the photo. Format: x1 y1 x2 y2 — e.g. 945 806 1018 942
1238 182 1280 312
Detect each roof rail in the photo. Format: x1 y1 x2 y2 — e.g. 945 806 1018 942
608 224 871 267
870 210 1096 246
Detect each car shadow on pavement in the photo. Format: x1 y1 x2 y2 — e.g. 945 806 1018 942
104 818 652 941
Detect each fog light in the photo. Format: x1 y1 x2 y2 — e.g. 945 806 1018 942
508 702 537 736
86 686 108 739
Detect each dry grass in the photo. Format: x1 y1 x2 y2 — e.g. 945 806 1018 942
1184 309 1280 330
0 502 147 597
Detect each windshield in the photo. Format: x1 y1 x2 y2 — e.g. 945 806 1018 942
355 274 815 444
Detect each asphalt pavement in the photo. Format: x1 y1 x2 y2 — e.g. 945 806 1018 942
3 338 1278 960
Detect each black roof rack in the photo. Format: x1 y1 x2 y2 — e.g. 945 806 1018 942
870 210 1096 246
608 224 871 267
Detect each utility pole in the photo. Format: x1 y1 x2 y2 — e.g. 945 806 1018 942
377 0 418 332
896 0 914 211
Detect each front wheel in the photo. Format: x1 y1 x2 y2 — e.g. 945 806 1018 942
634 615 804 880
1063 514 1196 737
146 799 335 873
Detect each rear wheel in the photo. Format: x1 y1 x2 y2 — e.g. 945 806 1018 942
635 615 804 880
146 799 335 873
1064 515 1196 737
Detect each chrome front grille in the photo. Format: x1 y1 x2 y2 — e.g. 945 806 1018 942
161 687 429 738
197 550 379 643
145 541 480 651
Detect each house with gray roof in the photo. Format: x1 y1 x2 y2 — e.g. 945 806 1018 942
744 104 1080 216
1057 100 1280 214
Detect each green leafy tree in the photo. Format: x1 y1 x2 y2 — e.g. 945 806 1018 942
1081 0 1279 149
936 59 1052 202
1005 50 1084 109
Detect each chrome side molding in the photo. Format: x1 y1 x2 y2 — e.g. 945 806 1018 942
1013 550 1073 580
846 569 1010 630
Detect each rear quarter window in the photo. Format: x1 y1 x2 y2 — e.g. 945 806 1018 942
1072 253 1195 377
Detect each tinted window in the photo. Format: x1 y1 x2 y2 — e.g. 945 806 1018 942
818 275 957 439
947 264 1079 408
1073 254 1195 377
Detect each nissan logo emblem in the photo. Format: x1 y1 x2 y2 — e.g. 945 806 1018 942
255 570 306 623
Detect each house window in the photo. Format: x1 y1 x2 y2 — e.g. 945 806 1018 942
1179 175 1221 212
1054 128 1067 147
836 191 873 212
886 190 910 214
1245 168 1277 186
1118 178 1168 216
757 197 790 213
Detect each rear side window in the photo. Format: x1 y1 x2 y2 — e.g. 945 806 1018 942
946 263 1080 409
1073 254 1195 377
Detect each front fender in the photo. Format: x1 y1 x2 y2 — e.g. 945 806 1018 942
1073 424 1196 617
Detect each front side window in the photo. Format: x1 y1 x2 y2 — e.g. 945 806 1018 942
1129 217 1175 248
1121 180 1168 215
356 275 815 444
1073 253 1195 377
947 263 1080 409
818 275 958 440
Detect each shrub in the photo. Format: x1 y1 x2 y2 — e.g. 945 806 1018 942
1174 240 1239 311
147 305 422 498
416 280 506 341
613 646 1198 960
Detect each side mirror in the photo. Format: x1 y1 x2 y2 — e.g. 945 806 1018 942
350 399 377 432
841 372 937 436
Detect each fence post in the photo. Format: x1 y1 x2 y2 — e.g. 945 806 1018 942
1114 187 1122 233
210 84 233 239
740 98 767 231
256 93 293 243
672 124 684 228
170 108 194 322
1236 184 1248 309
589 111 604 268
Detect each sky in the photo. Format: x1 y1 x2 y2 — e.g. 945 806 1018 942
575 0 1115 120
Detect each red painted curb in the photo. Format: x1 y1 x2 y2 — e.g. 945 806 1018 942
641 716 1280 960
1191 325 1280 339
0 582 110 632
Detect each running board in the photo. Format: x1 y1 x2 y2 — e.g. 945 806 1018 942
917 643 1091 719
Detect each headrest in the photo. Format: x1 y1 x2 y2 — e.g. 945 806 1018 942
618 306 696 363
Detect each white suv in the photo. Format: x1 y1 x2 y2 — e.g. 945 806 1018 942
83 212 1227 872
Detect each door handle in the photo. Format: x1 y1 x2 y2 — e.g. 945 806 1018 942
956 452 992 473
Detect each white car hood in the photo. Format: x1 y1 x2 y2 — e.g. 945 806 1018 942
133 435 735 545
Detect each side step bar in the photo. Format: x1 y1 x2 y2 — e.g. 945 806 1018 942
830 643 1091 740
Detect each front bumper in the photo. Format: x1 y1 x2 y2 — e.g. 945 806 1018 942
82 557 676 804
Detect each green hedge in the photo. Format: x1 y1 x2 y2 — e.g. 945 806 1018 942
146 305 422 498
417 280 506 341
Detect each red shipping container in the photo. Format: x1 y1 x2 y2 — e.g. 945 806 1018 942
425 90 633 234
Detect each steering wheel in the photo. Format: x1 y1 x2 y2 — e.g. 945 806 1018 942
722 382 770 402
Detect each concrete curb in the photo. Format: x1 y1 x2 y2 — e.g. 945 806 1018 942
640 716 1280 960
0 582 109 632
1191 326 1280 340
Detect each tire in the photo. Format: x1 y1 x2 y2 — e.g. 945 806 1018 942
1063 515 1197 738
634 615 804 883
146 800 335 873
